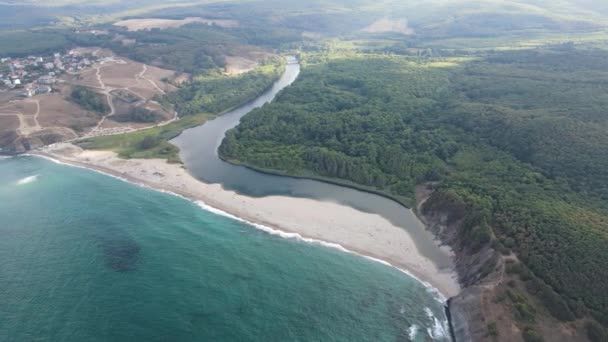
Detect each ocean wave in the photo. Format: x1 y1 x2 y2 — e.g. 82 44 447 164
425 307 449 340
408 324 419 341
16 175 38 185
31 153 450 306
195 200 448 304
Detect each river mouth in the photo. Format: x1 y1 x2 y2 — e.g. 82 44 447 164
171 58 455 272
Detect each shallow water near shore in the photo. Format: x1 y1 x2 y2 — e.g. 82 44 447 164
0 156 450 341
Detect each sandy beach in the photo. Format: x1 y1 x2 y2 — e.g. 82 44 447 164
37 142 460 298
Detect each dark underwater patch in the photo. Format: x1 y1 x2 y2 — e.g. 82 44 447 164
100 238 140 272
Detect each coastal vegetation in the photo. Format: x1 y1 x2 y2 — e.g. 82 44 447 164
69 85 109 114
110 107 163 123
77 113 210 163
219 47 608 335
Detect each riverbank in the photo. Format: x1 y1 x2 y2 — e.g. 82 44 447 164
219 156 416 209
36 142 460 298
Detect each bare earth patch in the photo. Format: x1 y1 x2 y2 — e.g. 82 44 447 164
0 100 37 116
362 18 415 35
114 17 239 31
36 93 99 132
224 56 260 75
0 115 19 132
0 48 182 152
96 59 177 97
68 68 102 89
224 51 276 75
0 116 19 150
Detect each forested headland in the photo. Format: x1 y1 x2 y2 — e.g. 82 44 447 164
220 47 608 340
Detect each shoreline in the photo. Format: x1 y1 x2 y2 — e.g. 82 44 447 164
31 143 461 299
219 155 415 209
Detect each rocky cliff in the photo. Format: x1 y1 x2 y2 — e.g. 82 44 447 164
416 185 590 342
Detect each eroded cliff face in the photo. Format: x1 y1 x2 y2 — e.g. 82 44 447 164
416 185 590 342
417 185 503 342
0 130 73 155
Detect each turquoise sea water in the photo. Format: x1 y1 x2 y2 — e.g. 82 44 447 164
0 156 450 341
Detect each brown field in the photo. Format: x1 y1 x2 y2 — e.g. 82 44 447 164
97 62 141 88
0 91 18 103
64 55 178 101
70 47 100 56
224 51 276 75
99 59 177 96
362 18 415 35
68 68 102 89
0 49 181 149
36 93 99 132
0 100 38 116
0 115 19 149
225 56 259 75
0 115 19 132
114 17 239 31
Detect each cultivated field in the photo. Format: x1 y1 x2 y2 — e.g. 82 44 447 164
114 17 239 31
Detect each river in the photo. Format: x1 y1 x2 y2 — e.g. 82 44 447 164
172 57 454 272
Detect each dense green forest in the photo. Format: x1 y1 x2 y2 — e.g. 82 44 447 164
70 86 109 114
162 58 285 116
110 107 163 123
65 25 246 74
3 0 608 61
220 48 608 331
0 30 70 57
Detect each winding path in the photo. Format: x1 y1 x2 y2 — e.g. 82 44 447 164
137 64 166 95
83 58 173 138
0 99 42 136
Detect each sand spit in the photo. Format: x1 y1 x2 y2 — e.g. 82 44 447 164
37 143 460 298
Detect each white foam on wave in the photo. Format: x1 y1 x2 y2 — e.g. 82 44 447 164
425 307 449 340
16 175 38 185
194 199 449 304
408 324 419 341
31 154 451 307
